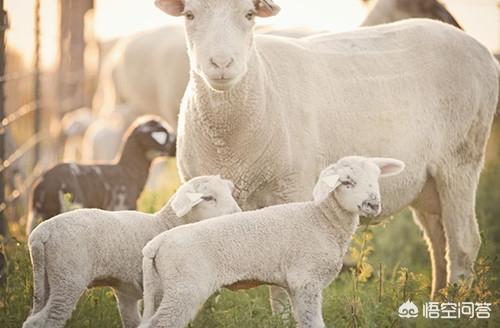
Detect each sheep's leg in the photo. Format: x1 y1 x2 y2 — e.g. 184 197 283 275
288 285 324 328
411 177 447 297
435 164 481 284
269 286 291 317
42 282 85 328
412 208 447 297
115 291 141 328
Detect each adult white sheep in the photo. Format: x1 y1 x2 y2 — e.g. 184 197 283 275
22 175 241 328
361 0 462 28
140 156 405 328
157 0 499 299
84 25 319 163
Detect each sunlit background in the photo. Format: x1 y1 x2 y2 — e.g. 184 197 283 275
5 0 500 69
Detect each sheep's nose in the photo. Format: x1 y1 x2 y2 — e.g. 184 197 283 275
362 200 380 216
210 56 234 69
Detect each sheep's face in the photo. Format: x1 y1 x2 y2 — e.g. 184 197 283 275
130 117 176 157
171 175 242 220
313 156 405 217
155 0 280 91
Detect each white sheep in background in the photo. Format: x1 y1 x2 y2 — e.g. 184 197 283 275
22 175 241 328
158 0 499 299
140 156 405 328
361 0 462 28
60 107 95 161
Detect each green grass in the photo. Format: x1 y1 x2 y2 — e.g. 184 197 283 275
1 158 499 327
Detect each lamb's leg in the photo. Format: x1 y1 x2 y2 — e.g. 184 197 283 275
435 164 482 284
411 177 447 297
142 284 210 328
41 284 85 328
288 285 325 328
115 290 141 328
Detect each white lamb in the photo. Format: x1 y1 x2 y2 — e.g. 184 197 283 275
158 0 499 299
22 175 241 328
140 156 405 328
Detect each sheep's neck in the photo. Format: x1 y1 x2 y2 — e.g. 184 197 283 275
154 205 183 229
155 204 201 229
317 198 360 253
117 139 152 183
187 51 277 200
190 53 269 139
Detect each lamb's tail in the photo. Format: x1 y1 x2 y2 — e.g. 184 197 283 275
25 186 38 236
141 255 161 322
28 233 49 315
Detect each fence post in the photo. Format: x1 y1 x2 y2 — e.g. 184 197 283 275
34 0 41 164
0 0 6 236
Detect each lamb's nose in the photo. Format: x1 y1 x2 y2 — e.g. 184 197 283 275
362 200 380 215
210 56 234 69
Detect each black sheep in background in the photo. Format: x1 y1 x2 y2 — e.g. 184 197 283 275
26 116 176 234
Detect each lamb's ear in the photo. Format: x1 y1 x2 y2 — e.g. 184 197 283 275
225 179 235 192
255 0 280 17
371 158 405 177
171 192 204 217
151 131 168 144
155 0 185 16
312 174 341 205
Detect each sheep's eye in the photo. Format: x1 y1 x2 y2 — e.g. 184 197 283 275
245 10 255 21
184 11 195 20
201 195 215 202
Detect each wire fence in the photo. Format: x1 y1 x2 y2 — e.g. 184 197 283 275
0 0 43 236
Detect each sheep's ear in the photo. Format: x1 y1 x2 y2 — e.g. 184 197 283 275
155 0 185 16
151 131 168 144
312 174 340 205
255 0 280 17
171 192 204 217
371 158 405 177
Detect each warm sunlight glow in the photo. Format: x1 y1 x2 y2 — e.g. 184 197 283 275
3 0 500 70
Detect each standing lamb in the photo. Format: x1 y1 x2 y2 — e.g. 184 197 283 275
140 156 405 328
22 175 241 328
26 116 176 234
158 0 499 298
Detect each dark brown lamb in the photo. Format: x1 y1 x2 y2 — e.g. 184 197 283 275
26 117 176 234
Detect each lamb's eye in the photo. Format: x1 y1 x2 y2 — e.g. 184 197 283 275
245 10 255 21
341 180 353 187
184 11 195 20
201 195 216 202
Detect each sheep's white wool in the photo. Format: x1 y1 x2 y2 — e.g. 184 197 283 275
139 156 404 328
166 0 498 297
22 175 241 328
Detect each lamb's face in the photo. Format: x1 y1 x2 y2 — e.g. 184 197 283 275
155 0 280 91
313 156 405 217
171 175 242 220
132 118 176 157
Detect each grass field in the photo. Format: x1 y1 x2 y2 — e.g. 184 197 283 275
1 157 499 327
